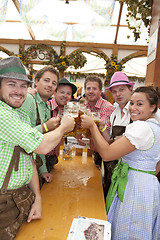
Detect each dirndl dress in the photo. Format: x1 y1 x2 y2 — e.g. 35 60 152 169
107 119 160 240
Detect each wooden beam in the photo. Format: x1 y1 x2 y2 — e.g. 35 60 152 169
5 20 21 23
113 44 118 56
111 24 128 27
12 0 20 11
25 25 36 40
12 0 35 40
145 0 160 87
114 2 123 44
0 38 148 52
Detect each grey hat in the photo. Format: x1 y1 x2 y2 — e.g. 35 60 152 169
58 77 77 94
0 56 31 83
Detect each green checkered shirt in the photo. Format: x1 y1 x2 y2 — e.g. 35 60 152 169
21 92 51 173
0 100 43 190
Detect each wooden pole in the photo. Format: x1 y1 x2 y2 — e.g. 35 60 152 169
145 0 160 87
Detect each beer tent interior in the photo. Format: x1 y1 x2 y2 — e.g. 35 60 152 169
0 0 150 93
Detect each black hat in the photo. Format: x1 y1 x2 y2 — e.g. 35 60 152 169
58 77 77 94
0 56 31 83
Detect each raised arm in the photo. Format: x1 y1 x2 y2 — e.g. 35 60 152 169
34 115 75 155
81 114 135 161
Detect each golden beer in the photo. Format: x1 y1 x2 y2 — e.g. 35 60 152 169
63 102 79 137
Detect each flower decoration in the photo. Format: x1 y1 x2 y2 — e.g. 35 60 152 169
53 54 70 71
104 54 124 86
30 51 38 59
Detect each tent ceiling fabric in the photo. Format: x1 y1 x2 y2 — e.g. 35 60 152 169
0 0 149 78
0 0 149 45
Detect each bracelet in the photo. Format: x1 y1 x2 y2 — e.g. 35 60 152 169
100 125 107 133
43 123 49 132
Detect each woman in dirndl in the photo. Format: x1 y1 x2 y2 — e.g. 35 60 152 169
81 86 160 240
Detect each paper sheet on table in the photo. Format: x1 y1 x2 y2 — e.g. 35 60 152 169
67 137 90 149
67 216 111 240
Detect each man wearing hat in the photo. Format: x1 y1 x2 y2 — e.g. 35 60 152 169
0 56 75 239
46 77 77 170
48 77 77 113
21 65 60 185
106 71 135 138
102 71 135 197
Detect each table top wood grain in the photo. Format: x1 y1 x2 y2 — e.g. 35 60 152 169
16 152 107 240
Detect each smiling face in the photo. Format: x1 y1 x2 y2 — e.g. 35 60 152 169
111 84 133 109
129 92 156 121
34 71 58 102
55 85 72 108
0 78 28 108
85 81 102 106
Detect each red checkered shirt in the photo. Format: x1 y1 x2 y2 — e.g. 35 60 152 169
85 97 115 132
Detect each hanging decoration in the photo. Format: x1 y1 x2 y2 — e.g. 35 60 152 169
68 51 87 69
19 44 57 67
118 0 152 41
65 71 106 80
104 54 124 86
0 46 15 57
17 42 87 79
70 72 77 82
53 55 70 71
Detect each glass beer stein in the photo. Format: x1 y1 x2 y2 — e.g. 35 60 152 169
85 111 100 138
62 137 73 160
76 104 88 135
92 112 100 127
63 101 79 136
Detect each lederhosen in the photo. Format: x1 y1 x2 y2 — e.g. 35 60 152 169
36 104 58 176
45 109 58 173
35 102 44 187
0 147 35 240
103 116 133 199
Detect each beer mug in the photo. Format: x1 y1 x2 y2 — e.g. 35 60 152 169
63 102 79 136
62 137 73 160
85 111 100 138
76 104 87 135
91 112 100 127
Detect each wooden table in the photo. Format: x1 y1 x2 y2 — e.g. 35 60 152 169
16 151 107 240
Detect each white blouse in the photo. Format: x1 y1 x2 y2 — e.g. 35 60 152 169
123 119 158 150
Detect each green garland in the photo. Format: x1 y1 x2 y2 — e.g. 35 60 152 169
99 53 124 86
119 0 152 41
0 47 15 57
68 51 87 69
19 42 87 73
65 71 106 80
20 44 57 67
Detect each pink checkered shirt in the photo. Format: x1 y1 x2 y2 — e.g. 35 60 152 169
85 97 115 132
48 97 59 117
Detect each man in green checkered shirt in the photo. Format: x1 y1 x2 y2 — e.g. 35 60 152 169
0 56 75 240
21 66 60 184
